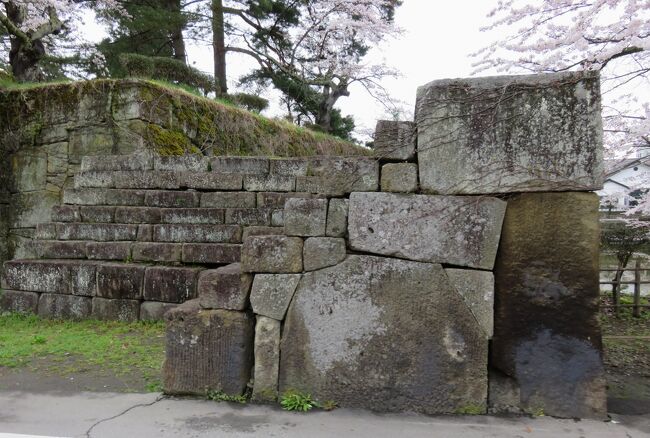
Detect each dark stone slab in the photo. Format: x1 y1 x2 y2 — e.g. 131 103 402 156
144 191 200 208
91 297 140 322
163 300 254 396
0 290 39 314
241 236 303 273
38 293 92 320
2 260 71 293
225 208 271 226
374 120 416 161
33 241 87 259
492 192 606 419
79 206 115 223
51 205 80 222
96 263 145 299
153 224 242 243
181 243 241 264
198 263 252 310
56 223 138 242
160 208 225 225
132 242 182 263
86 242 132 261
115 207 162 224
143 266 202 303
140 301 177 321
63 189 145 206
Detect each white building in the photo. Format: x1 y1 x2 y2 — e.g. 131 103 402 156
598 157 650 211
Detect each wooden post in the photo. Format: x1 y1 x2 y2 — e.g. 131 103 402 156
633 259 642 318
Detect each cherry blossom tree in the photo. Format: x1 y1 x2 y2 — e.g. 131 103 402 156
0 0 125 81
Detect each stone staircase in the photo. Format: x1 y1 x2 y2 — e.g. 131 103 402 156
1 153 376 321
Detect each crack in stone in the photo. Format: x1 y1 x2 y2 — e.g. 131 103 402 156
84 394 166 437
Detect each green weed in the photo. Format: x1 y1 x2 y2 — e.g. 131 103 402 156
280 390 315 412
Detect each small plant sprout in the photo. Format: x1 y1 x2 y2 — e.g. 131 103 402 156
280 390 315 412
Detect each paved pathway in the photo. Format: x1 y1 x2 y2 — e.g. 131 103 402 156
0 391 648 438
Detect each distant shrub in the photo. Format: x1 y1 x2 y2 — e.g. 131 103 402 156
229 93 269 113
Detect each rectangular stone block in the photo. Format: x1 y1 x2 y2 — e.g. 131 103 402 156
326 198 349 238
56 223 138 241
140 301 177 321
381 163 418 193
91 297 140 322
79 206 115 223
136 224 153 242
115 207 162 224
74 171 114 189
256 192 312 209
163 301 254 396
415 72 604 194
241 236 303 273
132 242 182 262
154 155 208 172
241 226 285 241
225 208 271 226
271 209 283 227
303 237 346 271
145 191 200 208
284 198 327 237
63 189 145 206
250 274 301 320
348 192 506 270
96 263 145 299
211 157 269 175
114 171 180 190
69 261 97 296
86 242 132 261
34 223 57 240
38 293 92 320
374 120 416 161
492 192 606 419
2 260 71 293
182 243 241 264
33 241 87 259
180 173 242 191
51 205 80 222
269 158 309 176
445 269 494 339
144 266 202 303
153 224 242 243
198 263 252 310
0 290 39 314
160 208 225 225
253 316 281 402
81 154 153 172
201 192 256 208
243 175 295 192
295 158 379 196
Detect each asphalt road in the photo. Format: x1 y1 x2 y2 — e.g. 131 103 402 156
0 391 648 438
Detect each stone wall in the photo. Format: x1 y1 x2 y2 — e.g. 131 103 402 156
1 71 606 419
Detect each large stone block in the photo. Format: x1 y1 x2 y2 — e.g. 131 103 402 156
153 224 242 243
91 297 140 322
144 266 202 303
269 158 308 176
86 242 132 261
80 154 153 172
132 242 182 262
279 255 487 414
38 293 92 320
415 72 604 194
241 236 303 273
11 150 47 192
113 171 180 190
256 192 312 209
163 300 254 395
63 189 145 206
32 241 87 259
114 207 161 224
373 120 416 161
0 290 39 314
492 192 606 419
348 192 506 270
445 269 494 339
326 198 348 237
225 208 271 226
295 158 379 196
56 223 138 242
211 157 269 175
249 274 301 320
381 163 418 193
243 175 295 192
181 243 241 264
253 316 281 402
96 263 145 299
10 191 59 228
79 206 116 223
180 173 242 191
200 192 256 209
303 237 346 271
51 205 81 223
145 191 200 208
154 155 208 172
241 226 285 241
198 263 252 310
2 260 71 293
160 208 225 225
284 198 327 237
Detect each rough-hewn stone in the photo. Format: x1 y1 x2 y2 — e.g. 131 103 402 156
415 72 604 194
81 154 153 172
249 274 301 320
279 255 487 414
91 297 140 322
144 191 199 208
225 208 271 226
79 206 115 223
241 236 303 273
144 266 202 303
163 300 254 396
63 189 145 206
284 198 327 237
85 242 131 260
243 175 295 192
181 243 241 264
2 260 71 293
256 192 311 209
140 301 177 321
445 269 494 339
211 157 269 175
303 237 346 271
200 192 256 209
180 173 242 191
33 241 87 259
96 263 145 299
69 261 97 296
51 205 80 222
153 224 242 243
132 242 181 262
492 192 606 419
114 171 180 190
253 316 281 402
154 155 208 172
0 290 39 314
374 120 416 161
160 208 225 225
114 207 161 224
198 264 252 310
269 158 308 176
348 192 506 270
381 163 418 193
38 293 92 320
241 226 284 241
34 223 57 240
56 223 138 242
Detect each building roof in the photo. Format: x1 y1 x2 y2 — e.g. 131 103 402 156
604 158 649 177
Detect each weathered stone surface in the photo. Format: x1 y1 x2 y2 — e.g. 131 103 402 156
269 158 308 176
225 208 271 226
153 224 242 243
115 207 161 224
86 242 132 261
0 290 39 314
79 206 115 223
303 237 346 271
63 189 145 206
241 226 284 241
284 198 327 237
294 158 379 196
256 192 312 209
279 255 487 414
144 266 202 303
163 300 254 396
154 155 208 172
114 171 180 190
374 120 416 161
38 293 92 320
249 274 301 320
132 242 182 262
198 264 252 310
253 316 281 402
160 208 224 224
415 72 604 194
2 260 70 293
91 297 140 322
136 224 153 242
487 369 524 415
10 191 59 228
492 192 606 419
96 263 145 299
56 223 138 241
145 191 199 208
33 241 87 259
69 261 97 296
180 173 242 191
212 157 269 175
140 301 177 321
201 192 256 209
348 192 506 270
81 154 153 172
11 150 47 192
241 236 303 273
34 223 57 240
445 269 494 339
381 163 418 193
243 175 295 192
181 243 241 264
51 205 80 222
74 171 114 189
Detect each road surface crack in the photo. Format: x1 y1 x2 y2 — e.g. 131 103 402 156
84 394 166 437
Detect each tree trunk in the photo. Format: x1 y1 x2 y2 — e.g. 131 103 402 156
9 39 45 82
168 0 186 64
212 0 227 95
315 84 349 132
